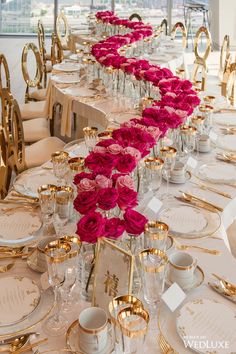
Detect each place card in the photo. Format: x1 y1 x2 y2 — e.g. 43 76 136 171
143 197 163 220
209 131 218 142
186 156 198 170
161 283 186 312
40 271 50 291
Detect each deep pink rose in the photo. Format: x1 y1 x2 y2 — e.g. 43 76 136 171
104 217 125 239
73 191 98 215
95 175 112 189
117 187 138 210
97 138 118 147
116 175 135 190
123 147 141 162
124 209 148 235
116 154 137 173
85 152 117 173
77 178 97 193
76 211 105 243
98 187 119 210
73 172 93 185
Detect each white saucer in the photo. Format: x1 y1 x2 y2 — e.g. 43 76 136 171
66 320 114 354
166 265 205 292
164 171 191 184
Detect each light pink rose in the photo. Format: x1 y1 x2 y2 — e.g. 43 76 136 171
147 126 161 140
165 106 176 114
77 178 97 192
93 146 107 154
123 146 141 162
107 144 123 155
166 92 176 98
95 174 113 189
175 109 188 119
116 175 135 190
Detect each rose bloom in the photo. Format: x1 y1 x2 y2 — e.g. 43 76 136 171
73 172 93 185
73 190 98 215
116 175 135 190
95 175 113 189
123 146 141 162
117 187 138 210
77 178 97 193
116 154 137 173
85 152 117 172
104 217 125 239
76 211 106 243
97 187 119 211
93 146 107 154
124 209 148 235
107 144 124 155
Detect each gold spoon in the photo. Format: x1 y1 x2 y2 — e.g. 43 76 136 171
212 273 236 295
0 335 30 353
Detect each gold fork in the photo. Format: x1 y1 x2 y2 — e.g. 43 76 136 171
159 334 175 353
176 244 220 255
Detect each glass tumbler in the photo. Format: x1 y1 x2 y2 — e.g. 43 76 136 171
144 221 169 251
144 157 164 193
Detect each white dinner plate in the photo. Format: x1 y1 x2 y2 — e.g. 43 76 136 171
52 74 80 84
64 140 88 158
214 134 236 152
0 276 40 326
197 162 236 184
0 207 42 246
176 299 236 353
53 62 81 72
158 202 221 238
63 87 96 97
13 167 58 198
213 112 236 126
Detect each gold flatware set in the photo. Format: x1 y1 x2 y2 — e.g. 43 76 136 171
176 191 223 212
159 334 178 354
190 181 232 199
216 152 236 164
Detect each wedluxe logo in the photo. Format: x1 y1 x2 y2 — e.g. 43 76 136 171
183 336 230 351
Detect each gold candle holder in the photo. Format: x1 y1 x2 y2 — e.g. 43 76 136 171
144 221 169 241
144 157 164 170
68 157 85 172
160 146 177 158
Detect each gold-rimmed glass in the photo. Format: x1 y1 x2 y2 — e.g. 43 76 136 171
198 104 214 134
44 240 71 336
191 116 206 158
144 221 169 250
38 184 57 229
51 151 69 185
203 95 216 105
83 126 98 152
109 295 143 354
52 186 73 237
145 157 164 193
160 146 177 199
180 125 197 157
98 130 113 141
68 157 85 186
117 306 149 354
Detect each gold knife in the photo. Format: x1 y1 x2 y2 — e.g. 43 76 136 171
190 181 232 199
179 191 223 212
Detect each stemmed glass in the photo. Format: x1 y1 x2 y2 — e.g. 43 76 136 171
51 151 69 185
44 240 71 336
139 248 168 329
83 126 98 152
38 184 57 232
67 157 85 187
144 221 169 251
53 186 73 237
180 125 197 158
191 115 206 158
144 157 164 193
160 146 177 200
198 104 214 134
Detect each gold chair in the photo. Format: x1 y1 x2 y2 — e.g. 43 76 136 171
191 26 212 91
171 22 187 49
0 53 10 91
51 32 63 66
160 19 168 36
37 20 52 88
0 127 11 199
129 13 142 22
221 52 231 97
21 42 47 103
226 62 236 106
56 12 70 51
219 35 230 79
1 88 65 174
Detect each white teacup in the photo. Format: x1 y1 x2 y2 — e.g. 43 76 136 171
171 162 186 182
78 307 109 354
198 134 211 152
169 251 197 289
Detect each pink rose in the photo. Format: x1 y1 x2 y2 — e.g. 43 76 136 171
116 175 135 190
85 152 117 173
117 187 138 210
95 175 112 189
77 178 97 193
123 147 141 162
107 144 123 155
97 187 119 211
116 154 137 173
73 172 93 185
76 211 105 243
93 146 107 154
104 217 125 239
124 209 148 235
74 191 98 215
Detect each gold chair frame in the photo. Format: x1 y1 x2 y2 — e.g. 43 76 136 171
0 128 11 199
191 26 212 91
129 13 142 22
220 35 230 74
37 19 49 88
0 53 11 91
56 12 70 48
226 63 236 107
1 88 26 173
21 42 43 103
171 22 187 49
221 51 231 97
160 19 168 36
51 32 63 65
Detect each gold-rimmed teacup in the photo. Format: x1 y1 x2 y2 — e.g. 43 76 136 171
144 221 169 250
169 251 197 288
